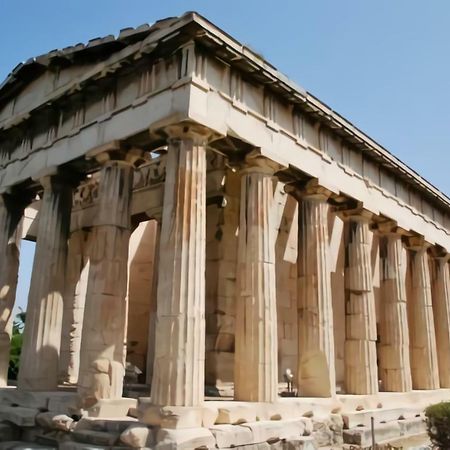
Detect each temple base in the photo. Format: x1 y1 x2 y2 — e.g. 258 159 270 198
0 387 443 448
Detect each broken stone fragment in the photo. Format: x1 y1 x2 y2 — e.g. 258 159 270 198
119 423 154 448
36 412 74 431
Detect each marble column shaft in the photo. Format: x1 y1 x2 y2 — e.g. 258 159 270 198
78 158 134 407
234 159 278 402
406 238 439 390
290 183 335 397
378 231 412 392
430 252 450 387
151 134 207 407
0 193 26 386
18 176 73 390
344 212 378 395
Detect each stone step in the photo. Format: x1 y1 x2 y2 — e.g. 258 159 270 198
0 423 20 442
0 406 39 427
342 432 431 449
60 442 131 450
343 422 402 447
342 407 421 428
0 442 56 450
72 430 120 447
74 418 138 434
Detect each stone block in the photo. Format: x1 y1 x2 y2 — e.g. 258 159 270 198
47 393 78 414
36 412 74 431
342 408 416 428
216 404 258 424
343 422 401 447
84 399 137 418
60 441 108 450
239 419 307 444
0 442 56 450
0 405 39 427
137 404 203 429
266 437 317 450
73 430 120 446
74 418 138 433
311 419 333 447
209 424 253 447
0 390 49 409
119 424 154 448
202 405 219 428
398 417 427 436
155 428 215 449
0 423 20 442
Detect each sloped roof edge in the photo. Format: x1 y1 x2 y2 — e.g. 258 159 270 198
1 11 449 211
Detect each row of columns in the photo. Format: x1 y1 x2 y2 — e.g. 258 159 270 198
0 129 450 407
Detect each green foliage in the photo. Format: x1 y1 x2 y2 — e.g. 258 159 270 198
8 310 25 381
425 401 450 449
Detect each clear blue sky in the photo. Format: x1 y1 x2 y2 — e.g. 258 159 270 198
1 0 449 312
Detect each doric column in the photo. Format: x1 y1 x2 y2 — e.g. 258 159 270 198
77 144 144 407
18 173 73 390
234 152 279 402
151 126 208 407
343 209 378 395
0 192 28 386
286 179 335 397
377 223 412 392
405 236 439 390
430 248 450 387
59 229 91 384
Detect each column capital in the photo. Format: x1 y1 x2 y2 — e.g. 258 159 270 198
339 205 373 223
403 235 432 251
373 220 409 236
285 178 332 201
164 123 218 145
32 167 82 190
0 188 34 210
429 245 450 261
240 149 284 176
87 141 147 167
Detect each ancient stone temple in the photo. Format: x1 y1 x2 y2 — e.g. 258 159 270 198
0 12 449 449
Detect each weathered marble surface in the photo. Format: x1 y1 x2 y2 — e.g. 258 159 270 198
287 181 335 397
406 237 440 390
0 193 26 386
378 227 412 392
344 211 378 395
78 151 137 407
19 175 73 391
430 250 450 387
234 153 278 402
151 128 207 407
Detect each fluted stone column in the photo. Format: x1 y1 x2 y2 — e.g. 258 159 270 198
234 153 278 402
378 224 412 392
78 146 143 407
151 127 208 407
405 236 439 390
0 193 27 386
430 249 450 387
286 180 335 397
59 229 91 384
18 174 73 390
344 210 378 395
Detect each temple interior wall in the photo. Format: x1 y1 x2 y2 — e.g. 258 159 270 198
126 220 158 380
330 215 346 389
205 169 239 387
